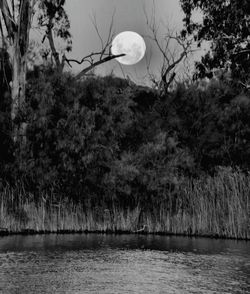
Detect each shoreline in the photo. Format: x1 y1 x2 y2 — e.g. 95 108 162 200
0 229 249 241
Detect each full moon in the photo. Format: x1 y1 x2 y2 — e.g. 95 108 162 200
111 31 146 65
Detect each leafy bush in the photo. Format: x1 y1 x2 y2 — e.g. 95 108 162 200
1 64 250 211
20 71 135 202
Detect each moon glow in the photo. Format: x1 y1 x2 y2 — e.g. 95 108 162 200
111 31 146 65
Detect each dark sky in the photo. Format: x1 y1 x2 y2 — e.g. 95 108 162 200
64 0 203 86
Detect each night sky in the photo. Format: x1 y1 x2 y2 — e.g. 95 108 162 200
56 0 204 86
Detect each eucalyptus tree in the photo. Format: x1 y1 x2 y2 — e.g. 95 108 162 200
0 0 36 143
180 0 250 82
0 0 124 146
37 0 72 72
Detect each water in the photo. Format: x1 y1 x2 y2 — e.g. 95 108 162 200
0 234 249 294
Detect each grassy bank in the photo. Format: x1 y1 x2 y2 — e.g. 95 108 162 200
0 168 249 239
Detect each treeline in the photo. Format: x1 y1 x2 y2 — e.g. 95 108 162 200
0 63 250 237
1 66 249 196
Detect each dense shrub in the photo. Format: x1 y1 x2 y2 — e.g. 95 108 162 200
20 71 136 202
159 78 250 172
1 65 250 208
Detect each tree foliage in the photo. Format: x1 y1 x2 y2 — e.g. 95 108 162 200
1 62 250 207
38 0 72 70
180 0 250 80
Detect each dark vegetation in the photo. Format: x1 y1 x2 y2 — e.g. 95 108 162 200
0 0 249 238
0 62 249 238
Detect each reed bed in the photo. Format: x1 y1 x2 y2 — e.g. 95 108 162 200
0 168 249 239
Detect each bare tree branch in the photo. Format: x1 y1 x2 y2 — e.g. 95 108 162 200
74 53 125 80
90 9 116 60
0 16 6 47
66 51 110 67
11 0 15 22
232 49 250 56
47 16 61 68
64 10 127 79
144 2 193 95
0 0 16 39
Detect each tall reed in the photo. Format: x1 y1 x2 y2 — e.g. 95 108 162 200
0 168 249 239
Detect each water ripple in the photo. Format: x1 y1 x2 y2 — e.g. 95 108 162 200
0 235 249 293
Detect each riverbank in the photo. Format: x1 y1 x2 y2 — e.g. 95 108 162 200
0 168 249 240
1 229 250 241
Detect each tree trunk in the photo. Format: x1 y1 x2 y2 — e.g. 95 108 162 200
11 41 27 143
9 0 32 145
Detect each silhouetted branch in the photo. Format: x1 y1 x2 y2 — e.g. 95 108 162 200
65 10 122 78
144 1 193 94
90 9 116 60
74 53 125 79
65 51 111 67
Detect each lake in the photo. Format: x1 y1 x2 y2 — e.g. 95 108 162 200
0 234 249 293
